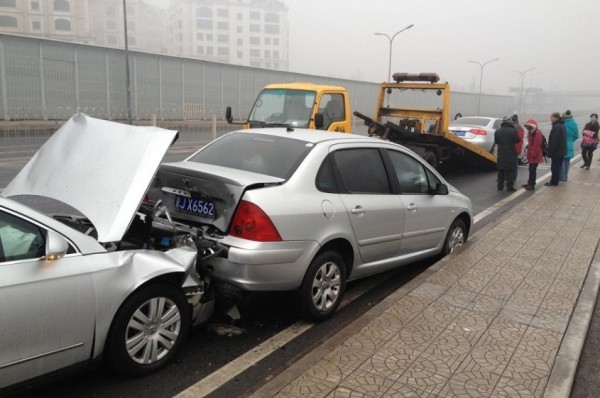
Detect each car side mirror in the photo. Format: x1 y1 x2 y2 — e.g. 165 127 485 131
314 113 324 129
225 106 233 123
46 230 69 261
434 183 449 195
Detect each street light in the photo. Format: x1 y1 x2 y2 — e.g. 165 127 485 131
374 24 414 82
512 68 536 115
468 58 500 116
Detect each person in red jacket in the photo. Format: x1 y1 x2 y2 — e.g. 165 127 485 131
521 118 544 190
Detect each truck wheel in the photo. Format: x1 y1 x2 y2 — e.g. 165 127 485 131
422 151 438 168
296 251 346 322
442 218 467 256
104 283 190 376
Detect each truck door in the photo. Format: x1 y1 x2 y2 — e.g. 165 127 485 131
317 93 350 133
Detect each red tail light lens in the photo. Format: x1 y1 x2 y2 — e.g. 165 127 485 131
229 200 282 242
469 128 488 135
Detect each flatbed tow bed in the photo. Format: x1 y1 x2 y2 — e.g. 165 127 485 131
355 73 497 169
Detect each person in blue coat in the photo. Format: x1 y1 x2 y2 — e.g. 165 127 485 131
561 110 579 181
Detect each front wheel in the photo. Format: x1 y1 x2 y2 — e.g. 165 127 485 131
296 251 346 322
442 218 467 256
105 283 191 376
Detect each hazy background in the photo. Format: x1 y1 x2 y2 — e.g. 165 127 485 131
147 0 599 95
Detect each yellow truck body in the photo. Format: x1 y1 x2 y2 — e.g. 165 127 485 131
227 82 352 133
355 73 497 168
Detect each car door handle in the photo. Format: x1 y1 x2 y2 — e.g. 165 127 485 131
351 206 367 215
407 203 417 211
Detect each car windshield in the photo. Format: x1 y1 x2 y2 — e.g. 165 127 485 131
248 89 315 128
188 132 313 179
451 117 491 127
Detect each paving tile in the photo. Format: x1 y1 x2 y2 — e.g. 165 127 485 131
340 329 388 354
408 282 448 302
325 386 367 398
446 310 495 342
385 295 428 321
390 355 453 397
465 293 506 316
323 346 371 380
436 286 478 311
484 318 529 350
491 375 547 398
439 370 501 398
337 368 395 397
529 311 570 334
356 344 423 381
275 371 338 398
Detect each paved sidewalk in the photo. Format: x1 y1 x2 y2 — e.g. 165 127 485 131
252 161 600 398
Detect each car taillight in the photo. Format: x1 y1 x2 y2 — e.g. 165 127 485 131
469 128 488 135
229 200 282 242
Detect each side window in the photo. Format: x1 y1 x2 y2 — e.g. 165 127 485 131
387 150 429 194
332 148 390 194
319 93 345 129
315 156 337 193
0 211 45 262
493 119 502 129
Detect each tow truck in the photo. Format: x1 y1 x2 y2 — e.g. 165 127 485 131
226 82 351 133
354 72 497 169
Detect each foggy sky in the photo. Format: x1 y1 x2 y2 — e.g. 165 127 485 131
286 0 599 94
149 0 599 94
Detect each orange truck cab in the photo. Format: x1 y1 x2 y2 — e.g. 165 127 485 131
226 82 352 133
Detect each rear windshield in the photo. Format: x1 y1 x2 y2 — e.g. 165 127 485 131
188 132 313 179
451 117 491 127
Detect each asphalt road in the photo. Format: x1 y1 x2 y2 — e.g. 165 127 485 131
1 118 589 397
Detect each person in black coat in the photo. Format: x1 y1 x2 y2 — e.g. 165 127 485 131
494 117 521 191
545 112 567 186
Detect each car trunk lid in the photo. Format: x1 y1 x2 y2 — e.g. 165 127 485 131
151 162 284 233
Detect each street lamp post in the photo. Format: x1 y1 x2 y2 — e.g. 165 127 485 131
123 0 132 124
468 58 500 116
512 68 536 115
374 24 414 82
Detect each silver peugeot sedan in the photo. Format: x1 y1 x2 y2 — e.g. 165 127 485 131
150 128 472 322
0 115 213 394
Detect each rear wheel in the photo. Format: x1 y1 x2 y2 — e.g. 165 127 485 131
105 283 190 376
442 218 467 256
296 251 346 322
490 143 498 157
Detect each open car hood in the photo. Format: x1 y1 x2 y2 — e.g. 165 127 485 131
2 114 178 243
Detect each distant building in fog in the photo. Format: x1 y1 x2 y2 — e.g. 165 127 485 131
0 0 92 42
0 0 289 71
166 0 289 70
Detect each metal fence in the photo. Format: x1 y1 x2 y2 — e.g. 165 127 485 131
0 33 517 123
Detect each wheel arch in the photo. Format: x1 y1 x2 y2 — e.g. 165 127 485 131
316 238 354 278
455 211 472 239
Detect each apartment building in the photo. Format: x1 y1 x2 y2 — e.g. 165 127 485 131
0 0 289 71
167 0 289 70
0 0 92 42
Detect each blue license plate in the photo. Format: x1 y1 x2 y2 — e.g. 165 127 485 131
453 130 466 137
174 195 215 218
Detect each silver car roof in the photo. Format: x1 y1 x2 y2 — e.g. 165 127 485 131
2 114 177 243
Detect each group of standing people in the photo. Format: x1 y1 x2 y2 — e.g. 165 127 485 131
494 111 600 191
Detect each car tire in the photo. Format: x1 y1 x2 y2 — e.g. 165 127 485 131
104 283 190 376
296 251 346 322
442 218 467 256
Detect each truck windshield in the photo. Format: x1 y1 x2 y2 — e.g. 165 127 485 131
248 89 316 128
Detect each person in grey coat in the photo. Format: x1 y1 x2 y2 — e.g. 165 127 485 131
494 117 521 191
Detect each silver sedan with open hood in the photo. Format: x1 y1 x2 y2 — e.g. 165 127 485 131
0 114 213 394
150 128 472 322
